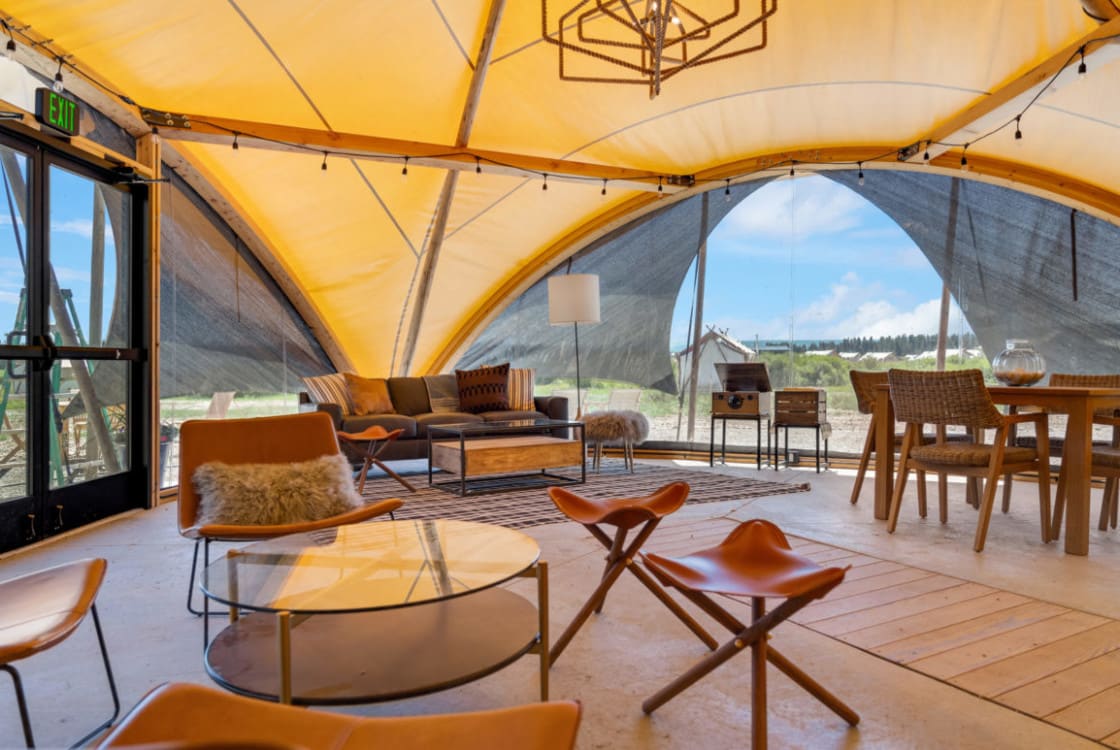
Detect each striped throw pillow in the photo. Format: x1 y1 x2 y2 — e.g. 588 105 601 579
508 368 536 411
302 373 355 415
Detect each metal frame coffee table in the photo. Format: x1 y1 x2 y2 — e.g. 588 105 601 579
200 519 549 705
427 419 586 496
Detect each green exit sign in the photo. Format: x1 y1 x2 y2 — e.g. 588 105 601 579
35 88 80 136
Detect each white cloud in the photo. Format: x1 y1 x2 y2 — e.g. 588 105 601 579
721 176 868 241
51 219 93 239
697 274 970 343
52 265 91 283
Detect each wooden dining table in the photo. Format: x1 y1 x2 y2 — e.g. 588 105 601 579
873 384 1120 555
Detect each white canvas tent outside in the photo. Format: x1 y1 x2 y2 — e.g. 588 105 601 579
675 329 756 393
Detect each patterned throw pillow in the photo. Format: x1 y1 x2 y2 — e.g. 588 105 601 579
343 374 394 416
456 363 511 413
507 367 536 411
423 374 461 413
302 373 355 415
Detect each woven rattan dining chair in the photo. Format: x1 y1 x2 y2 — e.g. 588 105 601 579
848 371 896 505
886 369 1052 552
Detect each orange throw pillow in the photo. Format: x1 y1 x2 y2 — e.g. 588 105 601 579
343 374 394 416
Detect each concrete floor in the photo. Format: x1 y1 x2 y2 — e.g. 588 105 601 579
2 461 1119 749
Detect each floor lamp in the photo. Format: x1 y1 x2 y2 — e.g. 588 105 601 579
548 274 600 420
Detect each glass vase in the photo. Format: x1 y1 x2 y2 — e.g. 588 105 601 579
992 339 1046 386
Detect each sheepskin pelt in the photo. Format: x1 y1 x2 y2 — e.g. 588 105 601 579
193 452 363 527
583 410 650 445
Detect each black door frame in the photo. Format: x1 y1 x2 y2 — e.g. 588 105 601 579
0 125 150 552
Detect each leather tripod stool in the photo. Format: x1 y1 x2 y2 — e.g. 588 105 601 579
641 520 860 749
546 482 718 664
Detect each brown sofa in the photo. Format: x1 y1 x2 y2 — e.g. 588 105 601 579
300 375 569 461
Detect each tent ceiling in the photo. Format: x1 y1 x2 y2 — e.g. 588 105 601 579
3 1 1118 376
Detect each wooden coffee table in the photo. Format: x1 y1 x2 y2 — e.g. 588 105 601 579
427 419 586 496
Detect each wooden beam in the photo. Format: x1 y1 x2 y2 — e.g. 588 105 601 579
397 0 506 376
902 15 1120 163
146 111 692 194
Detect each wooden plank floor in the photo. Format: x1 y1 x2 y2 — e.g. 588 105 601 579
647 518 1120 747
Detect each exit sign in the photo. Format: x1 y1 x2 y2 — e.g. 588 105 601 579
35 88 80 136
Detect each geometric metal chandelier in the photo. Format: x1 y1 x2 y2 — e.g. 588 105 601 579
541 0 778 99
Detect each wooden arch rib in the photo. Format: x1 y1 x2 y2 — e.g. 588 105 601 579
425 146 1120 374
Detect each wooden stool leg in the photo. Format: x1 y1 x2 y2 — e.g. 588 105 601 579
752 598 768 749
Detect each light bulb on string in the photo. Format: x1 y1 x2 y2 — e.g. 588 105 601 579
231 133 239 151
857 162 865 186
960 144 970 172
923 144 931 164
542 173 548 191
401 156 409 177
321 152 328 171
2 21 15 58
724 179 731 203
1014 116 1023 144
601 179 607 197
1078 46 1087 79
475 156 481 174
657 176 663 197
52 59 64 93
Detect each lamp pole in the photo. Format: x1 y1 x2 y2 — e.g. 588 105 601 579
548 273 600 422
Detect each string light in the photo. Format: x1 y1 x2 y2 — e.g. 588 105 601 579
657 176 663 194
52 58 64 93
321 152 328 171
1014 116 1022 143
1078 46 1087 79
857 162 865 186
923 140 931 164
960 143 970 171
601 179 607 196
401 156 409 176
542 173 548 191
724 179 731 202
231 133 239 151
475 156 481 174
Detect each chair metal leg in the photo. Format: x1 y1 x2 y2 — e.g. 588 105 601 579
187 538 227 617
69 603 121 749
1 663 33 747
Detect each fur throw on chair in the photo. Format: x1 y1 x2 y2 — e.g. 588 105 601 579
583 410 650 445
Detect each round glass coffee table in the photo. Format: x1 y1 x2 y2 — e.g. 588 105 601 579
200 519 548 705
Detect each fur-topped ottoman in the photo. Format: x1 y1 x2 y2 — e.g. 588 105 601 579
582 410 650 473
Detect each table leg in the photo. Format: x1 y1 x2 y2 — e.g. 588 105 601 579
1062 401 1093 555
537 561 549 700
756 416 762 470
873 388 894 520
278 610 292 704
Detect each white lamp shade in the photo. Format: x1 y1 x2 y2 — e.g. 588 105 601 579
548 274 601 324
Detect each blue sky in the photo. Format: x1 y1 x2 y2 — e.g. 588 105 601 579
671 174 970 350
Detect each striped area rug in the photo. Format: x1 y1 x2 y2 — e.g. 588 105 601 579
645 517 1120 747
358 461 809 529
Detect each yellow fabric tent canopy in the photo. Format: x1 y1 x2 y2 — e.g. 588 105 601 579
3 1 1117 376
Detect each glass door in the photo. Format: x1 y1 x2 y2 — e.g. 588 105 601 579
0 134 148 552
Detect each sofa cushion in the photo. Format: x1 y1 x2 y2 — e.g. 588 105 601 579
344 374 394 416
423 374 460 413
387 377 431 416
507 368 535 411
456 363 511 413
303 373 355 415
193 453 362 527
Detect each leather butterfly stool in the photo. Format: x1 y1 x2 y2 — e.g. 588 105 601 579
546 482 718 664
641 520 860 749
